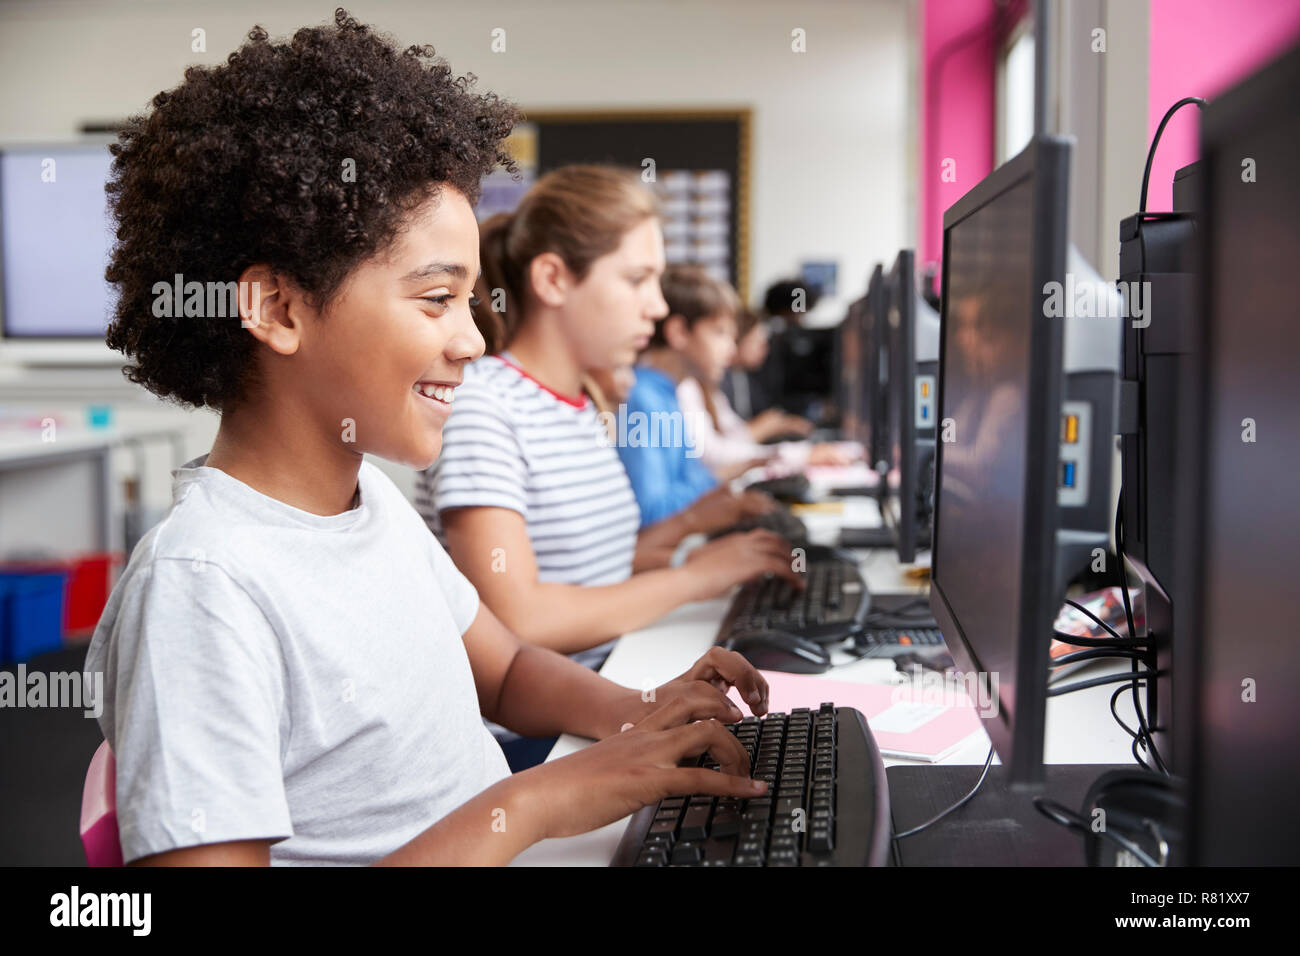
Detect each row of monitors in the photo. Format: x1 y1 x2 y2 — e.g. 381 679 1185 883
837 251 941 566
832 42 1296 864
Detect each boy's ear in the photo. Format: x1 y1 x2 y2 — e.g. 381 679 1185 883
662 313 689 349
236 264 306 356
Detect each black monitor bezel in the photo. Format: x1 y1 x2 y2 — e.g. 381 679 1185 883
838 292 869 447
863 264 889 473
884 249 919 563
930 136 1072 788
1174 40 1300 865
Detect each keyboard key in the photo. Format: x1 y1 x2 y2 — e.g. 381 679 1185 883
710 812 740 838
679 805 712 841
808 826 835 853
774 797 803 818
671 843 703 865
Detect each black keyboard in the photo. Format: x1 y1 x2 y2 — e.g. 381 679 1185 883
710 507 809 544
612 704 891 866
857 626 946 653
716 546 869 646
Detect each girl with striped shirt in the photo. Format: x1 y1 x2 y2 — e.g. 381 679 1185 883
419 166 796 674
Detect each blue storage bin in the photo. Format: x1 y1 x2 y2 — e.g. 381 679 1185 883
0 570 68 664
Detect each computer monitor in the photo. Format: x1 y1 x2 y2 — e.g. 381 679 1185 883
862 264 889 473
1173 41 1300 865
835 292 868 448
931 136 1120 787
881 249 940 563
0 144 117 340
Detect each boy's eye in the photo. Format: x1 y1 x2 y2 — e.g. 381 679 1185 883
421 295 452 308
469 295 481 309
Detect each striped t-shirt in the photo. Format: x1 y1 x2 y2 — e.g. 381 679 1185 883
416 353 641 669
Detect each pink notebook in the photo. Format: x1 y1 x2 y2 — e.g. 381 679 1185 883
727 671 986 763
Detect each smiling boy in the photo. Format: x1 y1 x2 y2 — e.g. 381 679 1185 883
85 9 768 866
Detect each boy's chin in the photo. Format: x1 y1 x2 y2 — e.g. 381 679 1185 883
382 435 444 472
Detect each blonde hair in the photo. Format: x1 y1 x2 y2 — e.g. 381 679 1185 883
474 165 660 353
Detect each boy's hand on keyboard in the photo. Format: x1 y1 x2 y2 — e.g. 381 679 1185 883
613 646 770 733
521 716 766 841
669 646 770 717
682 529 804 600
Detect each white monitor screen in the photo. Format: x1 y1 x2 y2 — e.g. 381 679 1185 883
1 146 117 338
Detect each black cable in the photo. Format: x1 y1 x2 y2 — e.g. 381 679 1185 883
1051 647 1146 667
1109 681 1142 741
1113 497 1139 648
1126 93 1208 776
1138 96 1208 213
1063 598 1130 641
1053 628 1148 649
893 745 995 840
1031 796 1162 867
1132 734 1155 774
1047 669 1166 697
1115 494 1169 774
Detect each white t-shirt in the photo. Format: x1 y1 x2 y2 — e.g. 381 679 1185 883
84 455 510 866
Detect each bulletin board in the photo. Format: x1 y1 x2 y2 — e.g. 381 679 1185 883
511 109 752 300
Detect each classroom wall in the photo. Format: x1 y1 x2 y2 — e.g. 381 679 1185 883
0 0 913 307
1145 0 1300 212
919 0 996 273
0 0 915 506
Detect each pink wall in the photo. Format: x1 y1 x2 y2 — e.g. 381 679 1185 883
921 0 998 272
1146 0 1300 211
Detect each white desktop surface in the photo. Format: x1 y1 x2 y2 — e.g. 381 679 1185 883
512 496 1138 866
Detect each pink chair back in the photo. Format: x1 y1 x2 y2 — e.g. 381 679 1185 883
80 740 123 867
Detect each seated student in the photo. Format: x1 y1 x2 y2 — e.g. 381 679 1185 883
723 308 816 440
754 278 840 423
642 276 853 480
418 165 799 673
617 267 776 523
84 11 770 867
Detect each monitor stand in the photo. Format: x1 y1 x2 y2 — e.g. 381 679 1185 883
887 763 1130 866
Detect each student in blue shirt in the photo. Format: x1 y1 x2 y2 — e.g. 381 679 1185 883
618 265 774 526
618 364 719 525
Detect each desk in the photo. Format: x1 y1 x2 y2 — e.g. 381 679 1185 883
513 494 1139 866
0 405 204 558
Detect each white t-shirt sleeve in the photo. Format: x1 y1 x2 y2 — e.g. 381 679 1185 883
426 535 481 634
425 382 529 517
99 557 292 862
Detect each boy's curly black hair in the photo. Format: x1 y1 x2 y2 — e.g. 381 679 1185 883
105 8 520 409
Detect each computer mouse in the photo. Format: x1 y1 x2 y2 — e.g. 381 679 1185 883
725 629 832 674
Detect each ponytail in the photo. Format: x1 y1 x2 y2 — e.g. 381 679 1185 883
474 165 660 354
474 211 520 355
